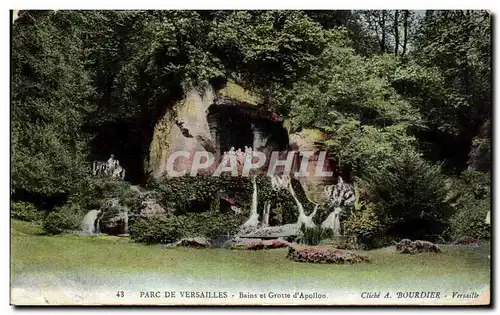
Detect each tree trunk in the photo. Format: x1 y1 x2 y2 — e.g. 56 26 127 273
402 10 409 55
380 11 386 52
394 10 400 55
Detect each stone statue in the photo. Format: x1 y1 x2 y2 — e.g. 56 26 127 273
111 160 126 179
92 154 126 179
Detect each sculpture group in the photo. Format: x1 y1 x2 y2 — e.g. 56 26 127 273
239 174 355 237
92 154 126 179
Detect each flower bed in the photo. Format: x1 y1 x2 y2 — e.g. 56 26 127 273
286 247 371 264
244 239 290 250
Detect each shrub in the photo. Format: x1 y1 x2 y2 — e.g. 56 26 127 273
448 171 491 240
130 211 246 244
449 198 490 239
67 177 139 211
244 239 290 250
297 225 330 245
184 211 246 239
358 151 452 239
287 247 371 264
42 204 83 235
343 205 383 249
130 216 185 244
10 201 43 222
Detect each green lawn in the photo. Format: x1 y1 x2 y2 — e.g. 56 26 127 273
11 219 490 291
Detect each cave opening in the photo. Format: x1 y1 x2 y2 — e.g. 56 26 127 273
206 102 289 160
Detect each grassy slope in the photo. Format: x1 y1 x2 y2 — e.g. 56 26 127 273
11 220 490 290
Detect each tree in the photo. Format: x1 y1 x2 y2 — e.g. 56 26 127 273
411 10 491 172
12 10 95 198
358 151 453 238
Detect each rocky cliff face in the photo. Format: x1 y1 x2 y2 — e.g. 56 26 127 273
146 81 344 203
147 87 216 178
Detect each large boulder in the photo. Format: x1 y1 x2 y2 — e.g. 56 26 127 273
139 197 168 218
395 239 441 254
288 129 342 204
98 198 129 235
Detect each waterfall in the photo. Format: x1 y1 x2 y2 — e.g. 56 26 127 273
81 210 101 235
241 175 260 230
321 207 342 236
122 212 129 234
262 201 271 227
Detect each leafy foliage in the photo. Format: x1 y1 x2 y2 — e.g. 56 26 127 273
298 225 330 246
12 10 491 242
130 216 185 244
343 206 382 241
448 171 491 239
10 201 44 222
42 204 83 235
12 11 95 196
357 151 452 238
130 211 246 244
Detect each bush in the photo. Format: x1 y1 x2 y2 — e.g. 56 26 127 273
343 205 383 248
448 171 491 240
297 225 330 245
42 204 83 235
130 211 246 244
243 239 290 250
184 211 246 239
10 201 43 222
130 216 185 244
449 198 490 239
358 151 452 239
67 177 139 211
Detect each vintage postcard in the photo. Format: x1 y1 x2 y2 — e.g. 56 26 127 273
10 9 491 306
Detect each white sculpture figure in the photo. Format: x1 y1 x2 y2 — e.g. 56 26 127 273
321 176 355 233
230 205 242 214
92 154 126 179
111 160 126 179
106 154 116 175
244 146 253 168
220 150 230 168
235 148 245 170
92 161 107 176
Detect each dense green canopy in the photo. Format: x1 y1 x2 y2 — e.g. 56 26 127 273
11 10 491 239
